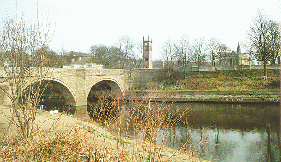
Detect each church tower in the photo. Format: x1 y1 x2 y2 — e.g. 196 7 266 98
143 36 153 69
237 42 241 55
237 42 241 65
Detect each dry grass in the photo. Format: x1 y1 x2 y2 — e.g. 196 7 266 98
133 69 280 91
176 69 280 91
0 105 209 161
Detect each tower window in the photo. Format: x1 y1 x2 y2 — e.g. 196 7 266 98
145 58 148 61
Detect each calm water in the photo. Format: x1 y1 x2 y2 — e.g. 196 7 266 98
81 102 280 162
124 102 279 162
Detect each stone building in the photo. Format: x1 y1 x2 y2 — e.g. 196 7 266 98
143 36 153 69
229 51 240 66
223 43 254 66
236 43 254 65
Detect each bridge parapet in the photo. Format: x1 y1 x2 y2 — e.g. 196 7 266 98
0 67 128 107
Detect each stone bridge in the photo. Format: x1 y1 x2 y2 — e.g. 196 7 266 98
0 68 129 108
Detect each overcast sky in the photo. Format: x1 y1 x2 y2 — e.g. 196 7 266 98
0 0 280 60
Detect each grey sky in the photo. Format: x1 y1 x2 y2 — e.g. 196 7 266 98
0 0 280 60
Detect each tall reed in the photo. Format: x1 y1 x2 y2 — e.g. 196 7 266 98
87 90 208 161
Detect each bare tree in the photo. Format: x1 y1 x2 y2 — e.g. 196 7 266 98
135 40 144 68
90 44 111 68
208 38 233 68
268 20 280 65
174 34 190 73
115 35 136 69
217 43 232 66
208 37 220 70
0 18 52 138
136 40 143 57
161 38 174 69
249 11 280 78
191 38 207 71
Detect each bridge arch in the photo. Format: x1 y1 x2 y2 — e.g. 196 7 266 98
86 78 124 98
86 79 123 119
26 77 76 111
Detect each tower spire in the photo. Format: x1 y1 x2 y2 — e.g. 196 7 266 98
237 42 241 54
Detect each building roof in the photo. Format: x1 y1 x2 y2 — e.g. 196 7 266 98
70 56 92 65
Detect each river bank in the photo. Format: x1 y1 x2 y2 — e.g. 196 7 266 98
0 105 209 161
125 90 280 103
131 69 280 91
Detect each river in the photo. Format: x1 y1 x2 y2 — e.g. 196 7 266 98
79 101 280 161
158 102 280 161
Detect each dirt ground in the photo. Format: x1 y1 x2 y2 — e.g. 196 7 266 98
0 106 17 137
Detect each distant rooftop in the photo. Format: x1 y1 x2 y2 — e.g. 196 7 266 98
70 56 92 65
64 56 103 69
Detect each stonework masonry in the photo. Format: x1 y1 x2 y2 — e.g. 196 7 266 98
0 68 128 107
143 36 153 69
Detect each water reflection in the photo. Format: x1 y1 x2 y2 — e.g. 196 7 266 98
86 101 280 162
126 102 279 161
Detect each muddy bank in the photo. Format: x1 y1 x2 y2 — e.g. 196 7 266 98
125 90 280 103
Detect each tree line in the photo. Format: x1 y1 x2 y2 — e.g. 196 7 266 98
161 14 280 74
161 35 236 71
89 11 280 76
0 45 89 68
89 35 143 69
1 11 279 75
0 35 144 69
